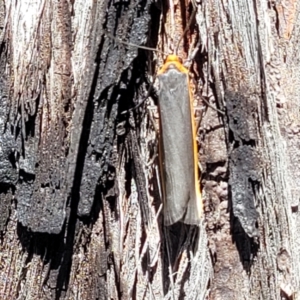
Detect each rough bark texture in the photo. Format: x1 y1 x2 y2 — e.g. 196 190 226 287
0 0 299 299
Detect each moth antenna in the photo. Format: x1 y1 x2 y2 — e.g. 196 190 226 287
174 2 197 55
175 1 197 54
169 0 175 49
104 31 168 57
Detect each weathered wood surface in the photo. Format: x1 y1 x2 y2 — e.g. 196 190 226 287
0 0 299 299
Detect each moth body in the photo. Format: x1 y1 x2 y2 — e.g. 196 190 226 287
157 55 202 225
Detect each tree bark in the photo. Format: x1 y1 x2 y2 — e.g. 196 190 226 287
0 0 299 299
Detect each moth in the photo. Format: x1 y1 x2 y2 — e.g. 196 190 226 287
157 54 202 225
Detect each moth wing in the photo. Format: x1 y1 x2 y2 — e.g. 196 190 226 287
158 68 201 225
